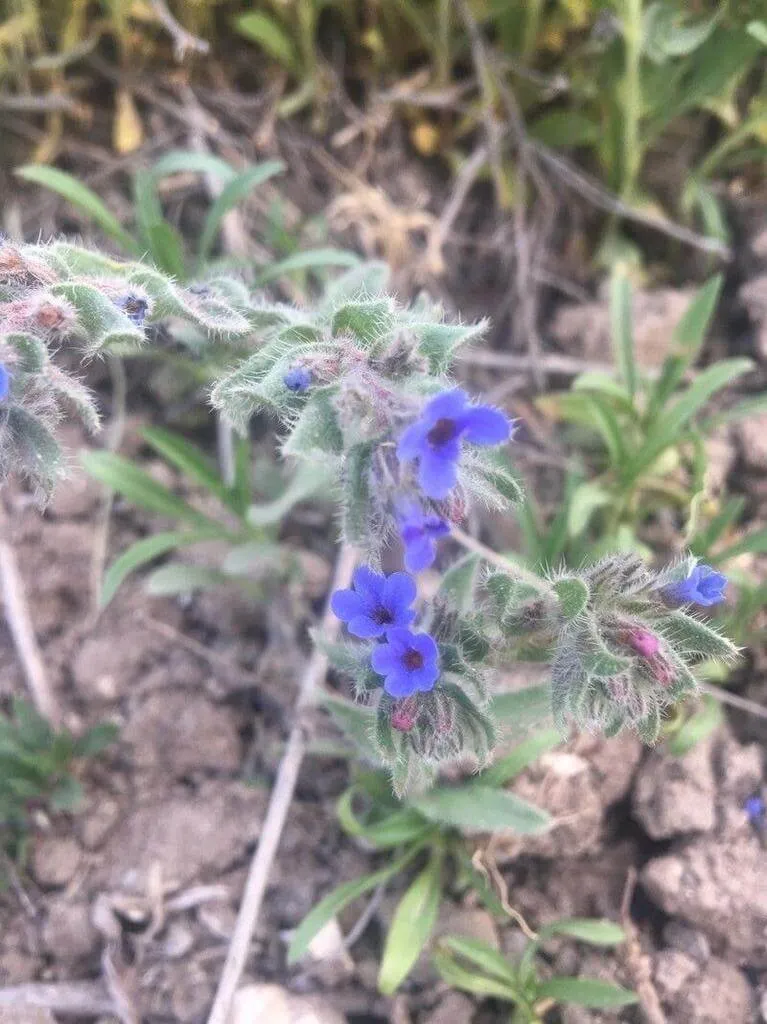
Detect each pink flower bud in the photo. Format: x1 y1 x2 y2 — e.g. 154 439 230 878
391 696 419 732
622 627 660 659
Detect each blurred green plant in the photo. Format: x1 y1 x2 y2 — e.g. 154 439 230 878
0 697 117 860
435 926 637 1022
290 706 559 994
536 270 765 560
81 426 334 606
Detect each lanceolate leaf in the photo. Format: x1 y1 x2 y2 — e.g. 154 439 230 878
413 784 551 834
378 849 443 995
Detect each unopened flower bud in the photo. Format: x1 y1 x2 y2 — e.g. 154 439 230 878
391 695 419 732
648 654 675 686
622 627 660 659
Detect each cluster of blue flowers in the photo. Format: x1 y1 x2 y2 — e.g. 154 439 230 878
331 567 439 698
328 389 513 707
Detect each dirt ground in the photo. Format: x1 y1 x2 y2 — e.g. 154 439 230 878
2 72 767 1024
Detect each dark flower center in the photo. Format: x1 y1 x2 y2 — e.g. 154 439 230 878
373 606 394 625
427 417 460 447
403 647 424 671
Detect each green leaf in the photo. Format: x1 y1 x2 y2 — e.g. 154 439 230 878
283 393 344 457
198 160 285 267
490 684 553 732
248 461 333 526
73 722 119 758
142 427 231 506
668 695 724 756
49 776 85 812
439 936 516 985
16 165 140 254
529 110 599 147
610 271 637 398
413 784 551 834
417 319 488 375
437 554 481 613
568 481 611 538
150 150 237 183
342 443 376 546
337 787 429 848
331 299 395 349
235 12 300 71
101 529 221 607
145 564 229 596
672 274 723 360
81 451 215 526
378 850 443 995
538 976 638 1009
433 950 520 1002
662 610 739 663
255 248 360 285
630 358 752 479
713 527 767 564
288 848 418 963
747 20 767 45
538 918 626 946
322 696 380 761
553 577 590 620
480 728 561 787
144 222 187 279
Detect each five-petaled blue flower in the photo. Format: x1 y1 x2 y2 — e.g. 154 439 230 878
331 566 416 638
666 564 727 607
0 364 10 401
397 500 450 572
371 627 440 697
116 293 148 326
397 389 511 500
283 366 312 393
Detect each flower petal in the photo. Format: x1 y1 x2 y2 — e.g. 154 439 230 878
383 627 412 651
383 571 417 612
330 589 364 622
423 389 468 424
409 662 440 691
397 421 430 463
459 405 511 445
411 631 439 663
353 565 385 604
383 671 418 699
348 614 385 639
419 450 458 500
404 535 436 572
371 644 400 675
425 516 451 539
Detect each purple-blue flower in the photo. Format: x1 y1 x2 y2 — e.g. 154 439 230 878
665 564 727 607
397 389 512 500
745 795 765 824
371 627 440 698
0 365 10 401
283 366 312 393
331 566 416 639
397 500 450 572
116 293 148 326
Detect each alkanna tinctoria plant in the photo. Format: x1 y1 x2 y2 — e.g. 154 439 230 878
0 239 739 793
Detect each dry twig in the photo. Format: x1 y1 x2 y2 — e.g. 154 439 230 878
149 0 210 60
206 544 357 1024
0 501 60 726
619 868 667 1024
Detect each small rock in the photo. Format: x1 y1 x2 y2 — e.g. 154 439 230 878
78 796 121 850
633 735 717 838
736 413 767 472
123 691 241 775
740 275 767 360
31 836 81 888
654 950 754 1024
42 898 98 963
171 961 213 1022
161 920 195 959
305 919 355 985
228 985 347 1024
642 828 767 965
435 906 499 949
663 921 711 964
550 287 696 369
0 1011 55 1024
422 992 474 1024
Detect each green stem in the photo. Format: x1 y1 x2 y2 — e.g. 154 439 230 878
620 0 644 201
450 527 551 594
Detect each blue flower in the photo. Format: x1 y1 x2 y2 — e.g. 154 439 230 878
397 500 450 572
116 293 148 326
331 566 416 638
371 627 439 698
397 389 512 500
745 795 765 824
666 564 727 607
0 365 11 401
283 366 312 393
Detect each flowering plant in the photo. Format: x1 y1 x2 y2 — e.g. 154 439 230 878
0 242 739 794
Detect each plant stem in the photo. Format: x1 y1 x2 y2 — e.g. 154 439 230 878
621 0 643 201
451 526 550 593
